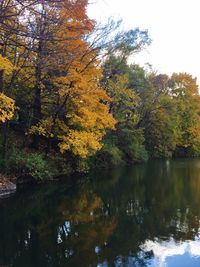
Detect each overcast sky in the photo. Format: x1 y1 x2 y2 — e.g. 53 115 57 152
87 0 200 85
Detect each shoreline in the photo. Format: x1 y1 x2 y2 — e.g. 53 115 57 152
0 174 17 198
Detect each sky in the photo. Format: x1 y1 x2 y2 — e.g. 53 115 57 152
87 0 200 85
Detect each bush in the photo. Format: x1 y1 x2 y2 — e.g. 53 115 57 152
125 142 148 163
75 158 90 173
92 144 125 169
118 128 148 163
8 149 57 181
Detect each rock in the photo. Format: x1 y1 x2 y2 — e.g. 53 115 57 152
0 181 16 198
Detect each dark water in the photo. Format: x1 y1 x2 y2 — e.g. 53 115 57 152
1 159 200 267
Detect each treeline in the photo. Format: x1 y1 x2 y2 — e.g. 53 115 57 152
0 0 200 179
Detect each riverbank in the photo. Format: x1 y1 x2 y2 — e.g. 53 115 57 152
0 174 16 198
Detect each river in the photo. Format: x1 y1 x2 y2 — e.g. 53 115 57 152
1 158 200 267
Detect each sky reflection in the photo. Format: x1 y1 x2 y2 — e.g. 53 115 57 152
141 237 200 267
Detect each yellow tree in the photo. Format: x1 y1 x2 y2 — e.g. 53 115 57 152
0 0 18 124
0 55 15 123
30 0 116 158
54 61 116 158
31 54 116 158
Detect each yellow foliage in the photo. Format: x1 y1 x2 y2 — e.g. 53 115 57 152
31 63 116 157
0 93 15 123
0 55 13 75
30 118 54 138
68 194 103 223
54 65 116 157
58 129 103 158
30 2 115 158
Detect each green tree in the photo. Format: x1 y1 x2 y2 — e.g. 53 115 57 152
104 75 147 164
170 73 200 156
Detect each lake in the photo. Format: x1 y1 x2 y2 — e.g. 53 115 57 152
1 158 200 267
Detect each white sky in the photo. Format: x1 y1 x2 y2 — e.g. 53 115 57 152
87 0 200 85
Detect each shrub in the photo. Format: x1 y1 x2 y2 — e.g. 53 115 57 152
8 149 57 181
125 142 148 163
92 144 125 169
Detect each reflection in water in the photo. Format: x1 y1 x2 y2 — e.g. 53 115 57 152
141 238 200 267
1 159 200 266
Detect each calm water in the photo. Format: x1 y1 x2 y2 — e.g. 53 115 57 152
1 159 200 267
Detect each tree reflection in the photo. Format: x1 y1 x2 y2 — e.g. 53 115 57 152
0 182 116 267
1 159 200 266
91 159 200 265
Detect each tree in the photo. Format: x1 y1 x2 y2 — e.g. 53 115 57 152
170 73 200 156
103 75 147 163
0 92 15 123
29 0 116 158
138 73 179 158
144 96 179 158
0 53 15 126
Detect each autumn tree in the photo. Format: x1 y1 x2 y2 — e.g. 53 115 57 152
0 0 17 123
29 0 116 158
0 55 15 123
0 0 36 158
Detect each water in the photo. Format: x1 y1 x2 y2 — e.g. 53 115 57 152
1 159 200 267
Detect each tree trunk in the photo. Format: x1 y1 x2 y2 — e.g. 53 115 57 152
31 41 43 148
0 70 4 93
0 46 4 92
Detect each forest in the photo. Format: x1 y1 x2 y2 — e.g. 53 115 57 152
1 0 200 180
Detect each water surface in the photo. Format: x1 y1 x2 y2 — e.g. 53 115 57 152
1 159 200 266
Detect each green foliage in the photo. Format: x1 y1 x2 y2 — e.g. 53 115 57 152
1 0 200 178
126 142 148 162
103 73 148 163
102 52 200 161
120 129 148 162
7 149 57 181
92 144 125 169
74 158 90 173
144 95 179 158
